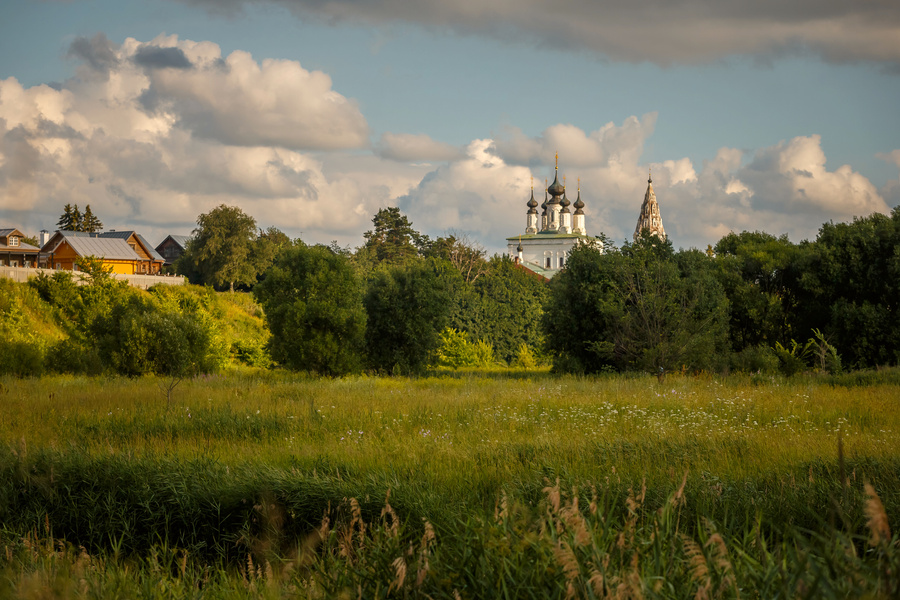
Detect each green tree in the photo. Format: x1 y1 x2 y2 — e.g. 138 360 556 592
254 243 366 376
795 208 900 368
423 232 488 283
470 255 548 364
544 239 729 375
177 205 259 292
361 207 429 265
81 204 104 233
713 231 801 351
56 204 78 231
253 226 293 281
363 258 452 374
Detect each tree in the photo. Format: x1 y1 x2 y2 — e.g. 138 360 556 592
713 231 802 351
543 239 729 375
253 226 293 281
794 208 900 368
363 258 452 374
470 255 548 364
57 204 77 231
361 207 429 265
177 205 259 292
423 232 488 283
254 243 366 376
81 204 104 233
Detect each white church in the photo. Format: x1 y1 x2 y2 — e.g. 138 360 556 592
507 161 665 278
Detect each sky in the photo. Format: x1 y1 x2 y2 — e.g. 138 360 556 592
1 0 899 255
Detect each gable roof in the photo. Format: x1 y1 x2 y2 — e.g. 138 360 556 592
43 231 141 260
98 231 164 262
157 234 192 251
0 228 40 252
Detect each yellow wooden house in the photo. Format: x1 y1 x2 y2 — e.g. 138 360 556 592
41 230 164 275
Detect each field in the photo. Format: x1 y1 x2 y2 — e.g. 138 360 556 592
1 370 899 598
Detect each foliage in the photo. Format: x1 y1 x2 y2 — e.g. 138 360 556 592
254 243 366 376
363 258 453 373
435 328 496 368
55 203 102 232
361 207 429 265
423 231 488 283
545 239 729 374
713 231 802 350
177 204 260 292
90 290 222 378
470 254 549 364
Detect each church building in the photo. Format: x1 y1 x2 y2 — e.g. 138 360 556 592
633 170 666 241
507 163 667 277
506 157 595 278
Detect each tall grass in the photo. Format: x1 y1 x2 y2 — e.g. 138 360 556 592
1 370 899 597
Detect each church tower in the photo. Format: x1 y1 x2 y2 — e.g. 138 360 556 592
633 169 666 241
572 179 586 235
525 179 539 234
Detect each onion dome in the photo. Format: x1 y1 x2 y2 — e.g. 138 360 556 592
526 189 538 214
573 187 585 215
517 240 523 253
548 172 564 198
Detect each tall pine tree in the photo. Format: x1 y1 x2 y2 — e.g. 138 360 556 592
56 204 76 231
82 205 103 233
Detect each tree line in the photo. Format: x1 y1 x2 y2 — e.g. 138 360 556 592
173 203 900 377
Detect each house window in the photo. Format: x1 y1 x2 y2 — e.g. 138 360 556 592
56 263 61 270
8 236 18 247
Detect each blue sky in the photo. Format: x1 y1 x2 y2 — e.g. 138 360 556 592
2 0 899 253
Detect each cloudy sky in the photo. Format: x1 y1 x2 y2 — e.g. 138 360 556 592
1 0 898 253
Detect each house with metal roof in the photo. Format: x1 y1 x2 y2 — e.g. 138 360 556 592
155 234 192 267
0 228 41 267
96 230 165 274
40 230 163 275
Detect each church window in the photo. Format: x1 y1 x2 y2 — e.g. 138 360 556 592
546 257 551 268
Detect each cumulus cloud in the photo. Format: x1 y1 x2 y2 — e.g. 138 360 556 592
0 35 405 247
398 122 891 254
176 0 900 68
129 35 369 150
1 32 892 256
376 132 462 162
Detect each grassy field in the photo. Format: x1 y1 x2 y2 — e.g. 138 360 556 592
1 370 899 598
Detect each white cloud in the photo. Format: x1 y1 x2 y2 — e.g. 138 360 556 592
0 35 389 247
1 34 892 255
376 132 462 162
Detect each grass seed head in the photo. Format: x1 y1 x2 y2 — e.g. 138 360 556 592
864 482 892 547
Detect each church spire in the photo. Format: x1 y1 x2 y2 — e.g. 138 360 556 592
633 168 666 242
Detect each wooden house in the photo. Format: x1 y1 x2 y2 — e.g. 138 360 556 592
40 230 164 275
99 231 165 274
0 228 41 267
155 234 192 267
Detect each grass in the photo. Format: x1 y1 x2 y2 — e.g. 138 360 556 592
1 370 899 597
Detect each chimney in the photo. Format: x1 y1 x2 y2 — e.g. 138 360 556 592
39 230 50 246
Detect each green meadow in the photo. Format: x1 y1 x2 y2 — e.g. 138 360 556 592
1 371 899 598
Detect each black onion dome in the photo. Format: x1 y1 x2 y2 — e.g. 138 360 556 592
561 191 571 208
574 189 585 214
527 189 538 214
517 241 523 252
548 172 565 197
